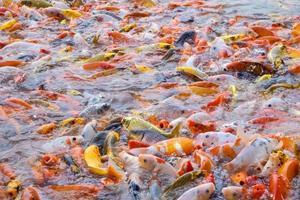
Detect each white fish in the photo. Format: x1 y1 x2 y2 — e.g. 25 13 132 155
41 136 83 152
81 120 97 142
119 151 140 174
177 183 215 200
222 186 244 200
138 154 177 178
260 151 282 176
209 37 233 57
224 137 280 172
0 42 48 56
195 132 237 148
261 97 287 111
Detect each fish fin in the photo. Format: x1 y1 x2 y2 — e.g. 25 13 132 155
168 122 182 138
128 140 150 149
107 165 123 182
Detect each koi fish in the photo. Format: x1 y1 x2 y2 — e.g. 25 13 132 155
208 141 244 160
129 137 194 156
209 37 233 58
177 182 215 200
81 120 97 143
194 132 237 148
138 154 177 178
119 151 139 174
128 172 143 200
176 159 194 176
162 170 204 198
222 186 244 200
224 137 280 173
41 136 83 153
193 149 215 172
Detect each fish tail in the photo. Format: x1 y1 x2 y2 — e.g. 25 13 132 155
107 165 123 182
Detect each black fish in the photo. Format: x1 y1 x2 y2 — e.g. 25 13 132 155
174 30 196 48
130 129 167 144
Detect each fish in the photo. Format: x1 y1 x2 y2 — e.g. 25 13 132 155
176 66 208 81
122 116 178 138
81 120 98 143
84 145 123 181
176 159 194 176
138 154 177 178
194 132 237 148
224 137 280 173
208 142 244 160
193 150 215 172
19 0 52 8
21 186 41 200
42 7 65 19
222 186 244 200
175 30 196 47
79 103 110 118
87 131 109 148
63 155 80 174
41 136 84 153
129 128 167 144
186 112 215 134
162 170 204 197
267 44 286 69
129 137 194 156
6 179 21 198
226 61 273 76
177 182 215 200
260 151 287 176
103 131 123 168
128 172 143 200
209 37 233 58
102 131 120 156
119 151 140 174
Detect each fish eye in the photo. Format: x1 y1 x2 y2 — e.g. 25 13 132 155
143 159 147 163
205 189 209 193
268 104 272 107
205 135 209 138
72 137 77 141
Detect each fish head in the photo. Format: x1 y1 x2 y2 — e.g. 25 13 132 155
119 151 138 165
222 186 243 200
138 154 156 171
67 136 84 146
196 183 215 198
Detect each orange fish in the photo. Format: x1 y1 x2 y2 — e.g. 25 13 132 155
129 137 194 156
